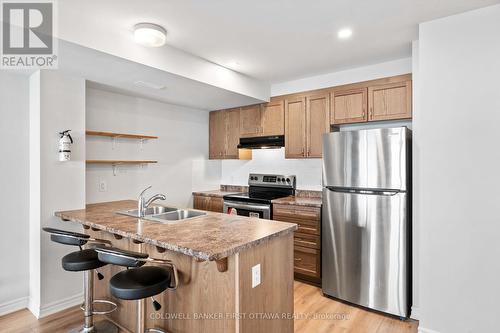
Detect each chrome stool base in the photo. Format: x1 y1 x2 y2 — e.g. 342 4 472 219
70 319 119 333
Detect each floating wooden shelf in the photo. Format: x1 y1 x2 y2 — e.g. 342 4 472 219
86 160 157 164
86 130 158 140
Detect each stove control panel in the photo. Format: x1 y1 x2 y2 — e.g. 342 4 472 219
248 173 296 189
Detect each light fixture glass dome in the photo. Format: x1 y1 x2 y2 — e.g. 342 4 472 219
133 23 167 47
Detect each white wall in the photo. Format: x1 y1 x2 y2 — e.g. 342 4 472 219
271 57 411 96
29 70 87 318
86 88 220 207
0 72 30 315
221 148 323 190
417 5 500 333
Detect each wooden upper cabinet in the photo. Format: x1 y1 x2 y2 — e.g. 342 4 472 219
209 108 246 160
306 93 330 158
330 88 368 124
209 110 225 159
285 97 307 158
239 105 262 137
210 75 412 159
239 101 284 138
261 100 285 136
224 108 241 159
368 80 412 121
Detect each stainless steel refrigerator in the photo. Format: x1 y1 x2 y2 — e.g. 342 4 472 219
322 127 411 318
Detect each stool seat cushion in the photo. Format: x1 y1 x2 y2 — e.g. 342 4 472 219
62 249 107 272
109 266 171 300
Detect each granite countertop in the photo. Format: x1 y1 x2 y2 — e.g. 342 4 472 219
191 190 240 198
272 196 322 208
55 200 297 261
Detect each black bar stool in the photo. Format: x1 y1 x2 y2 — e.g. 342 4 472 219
94 247 179 333
43 227 119 333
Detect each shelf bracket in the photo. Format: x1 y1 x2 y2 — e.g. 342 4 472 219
112 164 117 176
215 258 228 272
112 137 116 150
139 138 144 150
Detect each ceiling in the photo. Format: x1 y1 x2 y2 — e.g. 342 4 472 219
58 0 499 83
58 41 263 110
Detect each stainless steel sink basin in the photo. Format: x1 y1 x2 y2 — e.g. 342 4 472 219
117 206 178 218
149 209 207 222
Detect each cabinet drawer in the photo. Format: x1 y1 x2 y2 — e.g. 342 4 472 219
294 245 320 278
273 211 320 235
294 232 320 249
274 214 319 235
273 204 320 220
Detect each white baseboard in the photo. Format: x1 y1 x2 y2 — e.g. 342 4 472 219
410 306 420 320
0 297 29 316
38 293 83 318
418 327 442 333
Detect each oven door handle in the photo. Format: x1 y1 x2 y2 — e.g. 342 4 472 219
223 201 271 212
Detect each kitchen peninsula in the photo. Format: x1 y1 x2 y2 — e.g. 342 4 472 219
55 200 297 333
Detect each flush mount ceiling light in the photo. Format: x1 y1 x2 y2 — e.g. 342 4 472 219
133 23 167 47
337 28 353 40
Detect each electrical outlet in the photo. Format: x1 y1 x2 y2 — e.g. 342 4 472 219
252 264 261 288
98 179 107 192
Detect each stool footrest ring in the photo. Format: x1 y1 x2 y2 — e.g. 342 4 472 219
80 299 118 315
146 328 167 333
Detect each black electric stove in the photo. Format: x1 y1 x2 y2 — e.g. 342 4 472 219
223 174 296 219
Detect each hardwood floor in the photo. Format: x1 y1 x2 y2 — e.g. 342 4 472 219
0 281 418 333
293 281 418 333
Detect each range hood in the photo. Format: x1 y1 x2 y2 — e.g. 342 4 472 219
238 135 284 149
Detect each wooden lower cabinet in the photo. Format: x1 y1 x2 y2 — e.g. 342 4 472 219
273 203 321 285
294 245 321 279
85 228 294 333
193 195 223 213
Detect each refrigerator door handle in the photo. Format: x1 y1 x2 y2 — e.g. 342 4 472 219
325 186 401 196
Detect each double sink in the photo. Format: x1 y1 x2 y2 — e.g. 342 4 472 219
117 206 206 223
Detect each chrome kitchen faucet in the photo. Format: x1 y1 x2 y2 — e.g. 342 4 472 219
138 186 166 217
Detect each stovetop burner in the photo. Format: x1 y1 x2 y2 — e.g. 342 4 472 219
223 173 296 204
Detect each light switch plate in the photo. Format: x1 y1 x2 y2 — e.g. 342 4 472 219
252 264 261 288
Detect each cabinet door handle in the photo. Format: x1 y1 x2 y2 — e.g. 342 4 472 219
362 110 366 118
295 258 302 261
369 107 373 119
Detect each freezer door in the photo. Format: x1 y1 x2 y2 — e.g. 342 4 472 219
322 187 409 317
322 127 410 190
